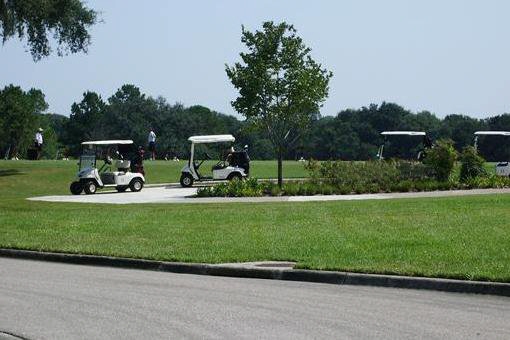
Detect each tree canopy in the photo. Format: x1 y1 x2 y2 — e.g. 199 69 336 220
0 0 97 60
2 84 510 163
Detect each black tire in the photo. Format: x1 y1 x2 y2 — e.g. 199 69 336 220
227 172 243 181
70 181 83 195
129 178 144 192
180 173 194 187
83 180 97 195
116 186 128 192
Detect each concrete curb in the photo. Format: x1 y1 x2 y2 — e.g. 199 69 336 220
1 248 509 297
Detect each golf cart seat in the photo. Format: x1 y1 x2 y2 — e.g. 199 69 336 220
229 151 250 173
212 162 227 171
115 159 131 171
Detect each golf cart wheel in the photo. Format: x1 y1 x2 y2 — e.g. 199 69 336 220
227 172 243 181
116 186 128 192
70 181 83 195
83 180 97 195
129 178 144 192
180 173 194 187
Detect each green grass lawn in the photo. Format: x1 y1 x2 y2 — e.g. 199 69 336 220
0 160 509 282
144 159 308 184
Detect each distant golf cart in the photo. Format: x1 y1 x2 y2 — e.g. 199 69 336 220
377 131 432 160
474 131 510 177
70 140 145 195
180 134 249 187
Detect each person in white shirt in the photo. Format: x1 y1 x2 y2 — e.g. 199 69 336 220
34 128 43 160
148 128 156 160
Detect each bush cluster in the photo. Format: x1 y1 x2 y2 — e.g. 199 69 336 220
305 159 435 190
197 154 510 197
268 179 458 196
196 178 263 197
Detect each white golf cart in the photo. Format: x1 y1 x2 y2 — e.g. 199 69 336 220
474 131 510 177
70 140 145 195
180 134 249 187
377 131 432 160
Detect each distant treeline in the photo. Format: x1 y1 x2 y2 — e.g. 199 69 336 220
1 84 510 161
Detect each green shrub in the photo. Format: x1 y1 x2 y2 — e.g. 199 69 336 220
396 161 435 181
307 160 400 190
423 139 457 181
196 177 264 197
267 182 282 196
197 158 508 198
464 174 510 189
459 146 486 182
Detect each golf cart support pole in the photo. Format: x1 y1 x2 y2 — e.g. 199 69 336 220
189 142 195 177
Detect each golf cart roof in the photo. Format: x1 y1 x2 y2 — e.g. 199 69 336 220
81 140 134 145
474 131 510 136
188 135 235 144
381 131 426 136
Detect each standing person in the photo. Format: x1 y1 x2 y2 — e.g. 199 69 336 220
34 128 43 160
132 146 145 176
243 145 250 175
148 128 156 161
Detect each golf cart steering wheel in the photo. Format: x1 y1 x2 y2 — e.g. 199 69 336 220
203 152 212 160
215 159 225 169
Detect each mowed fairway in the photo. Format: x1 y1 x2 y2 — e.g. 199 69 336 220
1 160 510 282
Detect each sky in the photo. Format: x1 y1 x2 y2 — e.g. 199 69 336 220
1 0 510 119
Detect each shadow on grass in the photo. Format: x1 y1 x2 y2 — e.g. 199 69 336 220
0 169 23 177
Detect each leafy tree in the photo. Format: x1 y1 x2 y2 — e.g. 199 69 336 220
405 110 442 139
103 84 158 148
226 21 332 186
65 91 106 154
0 0 98 60
0 85 47 158
439 114 485 151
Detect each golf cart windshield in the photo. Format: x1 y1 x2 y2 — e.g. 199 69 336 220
378 131 429 160
78 143 96 170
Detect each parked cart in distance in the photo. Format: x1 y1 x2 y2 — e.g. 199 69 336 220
474 131 510 177
377 131 432 160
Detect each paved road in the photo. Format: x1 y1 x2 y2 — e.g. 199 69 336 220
28 186 510 204
1 258 509 339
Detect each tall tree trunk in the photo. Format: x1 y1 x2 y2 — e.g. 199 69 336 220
277 147 283 188
9 143 17 159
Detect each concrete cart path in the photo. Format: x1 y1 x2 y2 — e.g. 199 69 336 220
27 187 510 204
